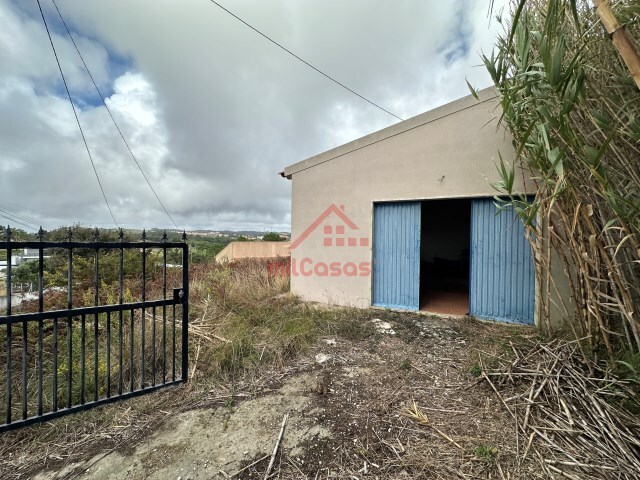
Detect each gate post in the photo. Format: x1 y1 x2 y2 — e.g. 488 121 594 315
181 232 189 381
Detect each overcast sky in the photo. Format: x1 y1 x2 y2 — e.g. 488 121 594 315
0 0 507 232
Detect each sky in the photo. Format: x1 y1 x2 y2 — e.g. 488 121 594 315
0 0 508 233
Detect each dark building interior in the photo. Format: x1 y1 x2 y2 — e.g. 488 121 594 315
420 199 471 315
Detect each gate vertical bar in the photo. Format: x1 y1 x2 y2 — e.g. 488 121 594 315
129 309 136 392
181 232 188 381
52 315 57 412
172 301 176 382
37 227 44 416
21 269 27 419
5 226 12 424
171 235 176 382
140 230 146 389
129 308 134 392
67 229 73 408
80 313 86 404
151 306 156 386
106 311 110 398
93 229 99 401
118 229 124 395
171 303 176 382
162 231 167 383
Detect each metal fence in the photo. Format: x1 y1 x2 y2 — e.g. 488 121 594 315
0 227 189 432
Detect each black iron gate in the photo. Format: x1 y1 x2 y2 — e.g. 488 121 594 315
0 228 188 432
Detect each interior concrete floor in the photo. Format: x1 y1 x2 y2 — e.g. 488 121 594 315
420 289 469 316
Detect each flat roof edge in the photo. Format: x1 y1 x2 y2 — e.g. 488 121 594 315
283 86 499 178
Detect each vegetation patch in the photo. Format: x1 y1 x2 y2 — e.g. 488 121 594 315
481 0 640 356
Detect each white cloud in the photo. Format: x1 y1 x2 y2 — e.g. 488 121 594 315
0 0 507 232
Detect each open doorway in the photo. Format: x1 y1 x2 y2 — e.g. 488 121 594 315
420 199 471 315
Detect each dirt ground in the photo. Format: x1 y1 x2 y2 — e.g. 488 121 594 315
2 310 545 479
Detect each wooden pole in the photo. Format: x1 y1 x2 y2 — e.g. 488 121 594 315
592 0 640 90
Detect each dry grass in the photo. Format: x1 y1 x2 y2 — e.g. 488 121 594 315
186 259 376 385
2 260 639 479
480 338 640 479
0 258 376 479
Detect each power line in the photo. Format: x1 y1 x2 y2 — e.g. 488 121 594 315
50 0 180 231
0 210 38 230
0 200 57 231
205 0 404 122
0 209 40 231
0 201 44 227
0 211 39 230
36 0 119 228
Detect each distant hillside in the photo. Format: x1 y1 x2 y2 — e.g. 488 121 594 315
190 230 290 237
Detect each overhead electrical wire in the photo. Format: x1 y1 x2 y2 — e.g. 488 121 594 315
0 201 44 228
51 0 180 231
35 0 119 228
0 211 39 231
0 215 36 231
0 200 54 232
205 0 405 122
32 0 403 233
0 210 40 231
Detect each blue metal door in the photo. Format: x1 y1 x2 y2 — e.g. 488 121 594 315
372 202 421 310
470 199 535 324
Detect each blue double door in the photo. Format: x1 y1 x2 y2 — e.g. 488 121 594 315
372 199 535 324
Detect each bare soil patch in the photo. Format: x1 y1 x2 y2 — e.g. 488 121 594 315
1 309 547 479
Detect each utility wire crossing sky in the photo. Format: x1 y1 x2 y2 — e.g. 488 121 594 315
0 0 507 232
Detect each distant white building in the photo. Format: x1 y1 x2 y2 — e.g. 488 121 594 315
0 248 46 273
1 248 48 311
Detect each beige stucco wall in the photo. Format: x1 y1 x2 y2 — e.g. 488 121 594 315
284 89 538 310
215 242 290 263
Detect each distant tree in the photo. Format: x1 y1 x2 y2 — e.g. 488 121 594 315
43 224 121 242
1 226 33 241
235 235 250 242
12 260 39 286
262 232 285 241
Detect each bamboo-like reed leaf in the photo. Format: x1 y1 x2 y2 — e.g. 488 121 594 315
486 0 640 352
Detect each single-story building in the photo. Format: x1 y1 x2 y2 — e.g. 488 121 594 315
281 88 571 326
215 241 290 263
